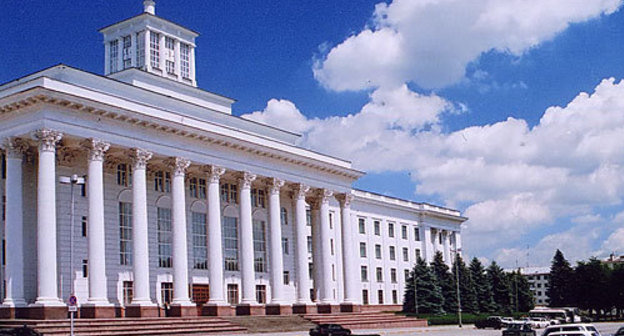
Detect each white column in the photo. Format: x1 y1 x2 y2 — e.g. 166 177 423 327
311 201 321 301
190 47 196 86
159 34 166 71
206 166 226 304
337 194 358 304
317 189 334 304
443 230 451 265
33 129 63 305
422 224 434 263
293 184 311 304
85 139 110 305
144 30 152 72
117 38 124 73
130 33 138 67
104 42 111 74
174 40 181 79
239 172 257 304
168 157 192 306
268 178 285 304
2 138 28 307
130 148 153 305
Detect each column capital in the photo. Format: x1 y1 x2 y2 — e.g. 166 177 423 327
238 171 256 189
83 139 110 162
165 157 191 176
317 188 334 205
268 177 284 195
130 148 153 169
2 137 29 159
293 183 310 200
336 193 354 208
32 129 63 152
204 165 225 183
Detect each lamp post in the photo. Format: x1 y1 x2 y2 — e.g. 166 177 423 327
413 272 419 315
451 248 462 328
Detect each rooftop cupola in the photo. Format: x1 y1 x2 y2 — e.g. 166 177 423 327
99 1 199 87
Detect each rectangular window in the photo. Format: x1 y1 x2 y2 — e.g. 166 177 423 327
123 281 133 306
180 43 191 78
253 219 267 273
223 216 239 271
192 212 208 269
415 248 421 260
119 202 132 265
81 216 88 237
198 179 206 199
391 268 397 283
389 246 396 261
227 284 239 305
123 35 132 69
332 264 336 281
116 164 131 187
307 236 313 254
361 266 368 282
402 247 409 262
405 269 410 282
189 178 198 198
109 40 119 73
306 209 312 226
359 242 367 257
251 188 266 208
330 239 334 255
255 285 266 304
362 289 369 305
329 212 334 229
282 237 289 255
150 31 160 69
136 31 145 68
166 60 175 74
157 208 172 268
161 282 173 305
358 218 366 234
165 37 175 74
414 227 421 241
309 262 313 280
374 221 380 236
376 267 383 282
82 259 88 278
154 171 171 193
375 244 381 259
220 183 238 203
283 271 290 285
388 223 395 237
392 290 398 304
378 290 384 304
280 207 288 226
402 225 408 239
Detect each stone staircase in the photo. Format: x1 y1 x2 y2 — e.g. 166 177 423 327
0 316 247 336
302 311 427 330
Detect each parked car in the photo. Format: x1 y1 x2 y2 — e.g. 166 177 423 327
309 324 380 336
524 317 551 329
541 324 601 336
614 326 624 336
546 332 596 336
475 316 506 329
502 322 537 336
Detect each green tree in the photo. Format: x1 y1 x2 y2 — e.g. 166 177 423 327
402 256 445 314
547 249 575 307
469 257 496 313
575 258 612 317
487 261 513 314
431 251 455 313
452 254 479 314
508 270 534 312
611 264 624 319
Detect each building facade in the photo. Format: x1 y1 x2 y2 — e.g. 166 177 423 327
0 1 466 319
519 267 551 306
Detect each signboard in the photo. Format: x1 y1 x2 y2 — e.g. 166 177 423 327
68 295 77 307
68 306 78 312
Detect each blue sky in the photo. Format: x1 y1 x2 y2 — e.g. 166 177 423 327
3 0 624 267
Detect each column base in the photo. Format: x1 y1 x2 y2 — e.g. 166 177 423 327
80 304 116 318
169 303 198 317
125 303 159 318
316 303 340 314
235 303 265 316
339 303 361 313
202 303 234 316
27 304 68 320
292 303 316 314
0 306 28 319
265 303 292 315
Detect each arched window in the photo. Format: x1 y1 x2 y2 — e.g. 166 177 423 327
280 207 288 226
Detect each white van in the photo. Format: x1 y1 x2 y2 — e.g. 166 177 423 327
541 324 600 336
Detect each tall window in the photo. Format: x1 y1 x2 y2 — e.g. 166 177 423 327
402 225 408 239
307 236 313 253
392 290 398 304
192 212 208 269
329 212 334 229
374 221 380 236
136 31 145 68
122 35 132 69
161 282 173 305
283 271 290 285
358 218 366 234
282 237 289 255
227 284 239 305
109 40 119 73
280 207 288 225
404 269 410 282
391 268 397 283
223 216 239 271
165 36 175 74
375 244 381 259
376 267 383 282
360 242 367 257
306 209 312 226
157 208 172 268
253 220 267 272
378 290 384 304
82 259 88 278
362 289 369 305
388 223 395 237
220 183 238 203
119 202 132 265
251 189 266 208
123 281 133 306
255 285 266 304
150 31 160 69
415 248 421 260
189 178 207 199
116 163 131 187
389 246 396 261
361 266 368 282
403 247 409 262
154 171 170 193
180 43 191 78
414 227 421 241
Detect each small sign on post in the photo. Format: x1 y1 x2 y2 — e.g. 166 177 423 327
68 295 77 336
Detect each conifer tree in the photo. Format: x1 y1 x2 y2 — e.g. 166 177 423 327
515 270 535 312
453 254 479 314
547 249 575 307
431 251 455 312
469 257 495 313
487 261 513 313
408 256 445 314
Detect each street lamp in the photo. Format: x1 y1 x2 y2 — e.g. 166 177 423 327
451 247 463 328
59 174 85 296
413 272 419 315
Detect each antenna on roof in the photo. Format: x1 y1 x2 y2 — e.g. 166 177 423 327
143 0 155 15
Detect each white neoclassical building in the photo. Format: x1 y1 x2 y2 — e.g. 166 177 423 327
0 1 466 319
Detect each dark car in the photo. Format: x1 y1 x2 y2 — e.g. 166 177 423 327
475 316 505 329
310 324 352 336
502 322 536 336
615 326 624 336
